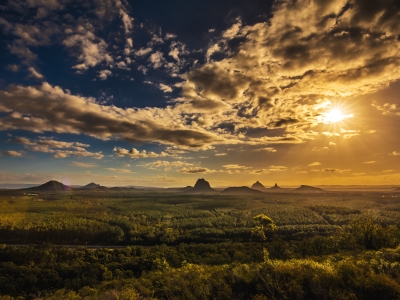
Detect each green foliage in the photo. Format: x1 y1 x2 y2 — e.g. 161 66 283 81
1 192 400 298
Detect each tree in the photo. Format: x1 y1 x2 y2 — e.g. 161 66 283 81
252 214 276 254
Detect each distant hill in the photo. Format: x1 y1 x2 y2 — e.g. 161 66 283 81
178 186 193 192
109 187 138 191
25 180 71 192
292 185 325 193
80 182 108 190
184 179 217 194
393 187 400 192
251 181 265 190
270 183 282 190
222 186 263 195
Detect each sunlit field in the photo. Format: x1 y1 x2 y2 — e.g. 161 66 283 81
1 190 400 299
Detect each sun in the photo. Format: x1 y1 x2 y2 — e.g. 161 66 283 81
323 108 353 124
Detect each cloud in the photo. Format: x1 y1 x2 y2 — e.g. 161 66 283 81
0 82 221 148
372 101 399 115
63 26 113 71
363 161 376 164
115 0 133 35
389 151 400 156
168 41 189 62
249 165 287 174
106 168 131 173
0 150 24 157
28 67 44 79
8 136 103 159
312 147 329 151
178 167 215 174
149 51 165 69
137 65 148 74
26 0 64 10
6 64 19 72
262 147 277 152
308 162 321 166
139 160 194 171
98 70 112 80
340 129 360 139
113 147 170 159
268 165 287 172
222 19 242 39
174 0 400 148
215 153 227 156
165 33 177 40
222 164 248 169
8 45 38 63
322 132 340 137
158 83 173 93
115 61 130 70
322 168 351 173
2 0 400 154
72 161 98 168
343 133 360 139
135 47 153 57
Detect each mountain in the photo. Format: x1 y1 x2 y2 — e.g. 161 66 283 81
292 185 325 193
270 183 282 190
222 186 263 195
251 181 265 190
80 182 107 190
184 179 217 194
26 180 71 192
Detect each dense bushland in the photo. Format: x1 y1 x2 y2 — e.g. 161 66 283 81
1 192 400 298
1 244 400 299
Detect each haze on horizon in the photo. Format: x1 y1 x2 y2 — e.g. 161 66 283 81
0 0 400 188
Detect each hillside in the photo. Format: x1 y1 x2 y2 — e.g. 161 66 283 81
292 185 325 193
80 182 108 190
25 180 71 192
222 186 263 195
251 181 265 190
178 186 194 192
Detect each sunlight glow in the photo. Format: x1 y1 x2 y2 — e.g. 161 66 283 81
323 108 353 124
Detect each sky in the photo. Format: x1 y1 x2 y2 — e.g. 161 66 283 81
0 0 400 187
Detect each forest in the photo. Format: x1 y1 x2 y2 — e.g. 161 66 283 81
1 190 400 299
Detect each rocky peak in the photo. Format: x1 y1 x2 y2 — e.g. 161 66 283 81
251 181 265 189
194 178 211 189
